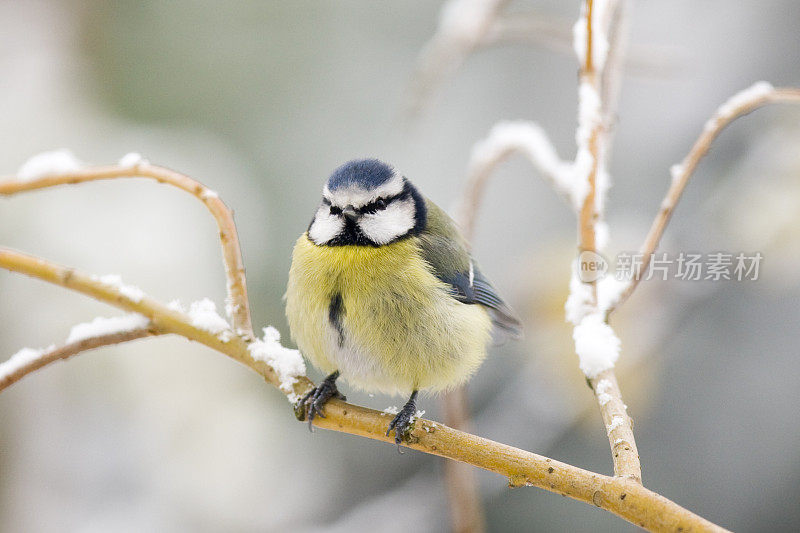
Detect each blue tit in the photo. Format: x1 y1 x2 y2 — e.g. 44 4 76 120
286 159 521 445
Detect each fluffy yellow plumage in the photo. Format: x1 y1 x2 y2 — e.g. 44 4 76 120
286 233 493 396
286 159 519 443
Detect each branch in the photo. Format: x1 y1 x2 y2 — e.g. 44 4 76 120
483 9 682 81
568 0 642 482
0 163 254 338
0 248 728 531
0 328 157 392
0 248 290 391
454 120 574 237
609 84 800 312
441 388 486 533
481 12 574 54
446 119 577 532
404 0 510 118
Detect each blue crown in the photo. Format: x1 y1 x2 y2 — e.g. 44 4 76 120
327 159 395 191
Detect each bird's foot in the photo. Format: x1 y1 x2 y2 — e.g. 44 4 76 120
295 371 346 430
386 390 419 452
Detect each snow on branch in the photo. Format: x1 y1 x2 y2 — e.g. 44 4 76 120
0 246 727 531
609 83 800 313
249 326 307 402
0 155 253 338
16 149 83 181
66 313 150 344
0 247 304 397
0 346 55 380
0 330 154 393
455 120 574 235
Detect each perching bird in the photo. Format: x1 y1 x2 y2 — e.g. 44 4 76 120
286 159 521 446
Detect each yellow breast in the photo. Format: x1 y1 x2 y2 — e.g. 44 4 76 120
285 233 492 395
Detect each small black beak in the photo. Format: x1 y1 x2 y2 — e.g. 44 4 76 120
342 205 358 221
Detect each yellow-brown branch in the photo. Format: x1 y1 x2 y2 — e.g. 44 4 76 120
0 164 253 338
0 247 726 531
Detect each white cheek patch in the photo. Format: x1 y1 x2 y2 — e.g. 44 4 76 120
358 198 415 245
308 205 344 245
323 172 405 208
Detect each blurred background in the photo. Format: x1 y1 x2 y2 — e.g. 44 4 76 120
1 1 799 531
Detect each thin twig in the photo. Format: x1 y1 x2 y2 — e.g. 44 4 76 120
437 185 505 533
455 120 573 237
609 86 800 313
483 9 683 81
0 329 158 392
573 0 642 482
404 0 511 118
482 13 573 55
0 248 727 531
441 388 486 533
0 164 254 338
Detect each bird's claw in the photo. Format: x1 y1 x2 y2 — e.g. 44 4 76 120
386 404 417 453
296 373 345 431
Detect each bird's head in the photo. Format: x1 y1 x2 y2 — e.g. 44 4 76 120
308 159 427 246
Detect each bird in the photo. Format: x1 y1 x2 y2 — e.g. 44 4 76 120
285 159 521 447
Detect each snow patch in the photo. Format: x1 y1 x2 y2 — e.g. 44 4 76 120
167 299 185 312
0 345 56 380
470 121 574 200
66 314 149 344
94 274 145 303
572 0 612 71
607 416 625 434
439 0 496 42
572 313 621 379
565 266 594 325
118 152 149 169
597 276 627 314
188 298 230 335
17 149 83 181
717 81 774 118
248 326 306 399
596 379 612 395
705 81 774 131
669 163 685 184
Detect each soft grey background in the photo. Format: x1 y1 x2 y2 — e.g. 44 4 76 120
1 1 799 531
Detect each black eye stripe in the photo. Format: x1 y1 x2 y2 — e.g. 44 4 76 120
359 192 407 214
323 190 408 215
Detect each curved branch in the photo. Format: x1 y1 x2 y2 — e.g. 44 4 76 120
609 86 800 313
0 247 287 390
0 164 253 338
404 0 510 118
0 328 158 392
455 120 574 237
0 248 727 531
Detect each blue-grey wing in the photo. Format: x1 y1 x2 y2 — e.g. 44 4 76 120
441 262 523 339
417 199 523 338
417 236 522 338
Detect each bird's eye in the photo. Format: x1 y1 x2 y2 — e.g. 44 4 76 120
375 198 387 210
330 205 342 215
